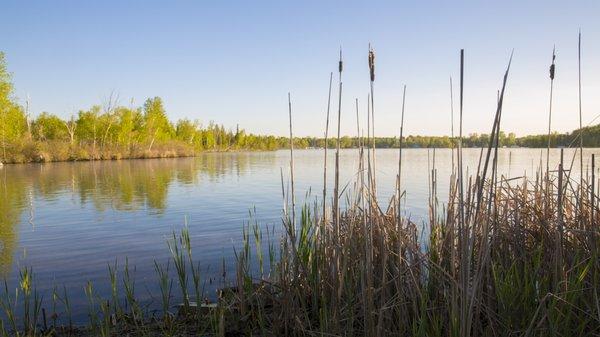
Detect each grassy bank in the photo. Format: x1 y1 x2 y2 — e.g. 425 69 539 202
0 140 199 164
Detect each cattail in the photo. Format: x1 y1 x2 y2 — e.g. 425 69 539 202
545 46 556 221
547 46 556 173
368 45 377 193
332 47 343 327
549 50 556 80
334 48 343 233
368 48 375 82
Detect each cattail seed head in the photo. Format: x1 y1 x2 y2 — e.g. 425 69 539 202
550 63 555 80
550 49 556 80
368 48 375 82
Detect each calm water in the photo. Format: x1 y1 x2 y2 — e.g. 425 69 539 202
0 148 597 320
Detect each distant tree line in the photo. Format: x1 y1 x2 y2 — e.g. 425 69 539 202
0 52 597 163
22 97 288 152
0 52 293 163
278 129 593 150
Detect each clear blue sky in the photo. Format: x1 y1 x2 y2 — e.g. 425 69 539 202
2 1 599 137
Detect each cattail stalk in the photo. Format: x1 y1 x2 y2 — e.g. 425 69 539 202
355 98 361 202
457 48 468 337
287 93 296 244
366 94 372 195
450 77 455 169
556 149 564 287
334 50 343 236
578 31 583 187
323 72 333 226
397 85 407 217
591 154 596 246
355 98 360 148
332 48 343 327
475 52 513 217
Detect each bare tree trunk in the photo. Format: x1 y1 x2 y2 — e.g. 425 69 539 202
102 121 113 149
26 97 32 140
92 122 96 157
148 129 158 152
64 115 77 145
102 93 118 149
1 107 6 163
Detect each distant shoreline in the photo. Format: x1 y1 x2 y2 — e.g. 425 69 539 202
2 144 595 166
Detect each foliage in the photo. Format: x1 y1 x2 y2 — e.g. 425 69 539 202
32 112 68 142
0 52 28 160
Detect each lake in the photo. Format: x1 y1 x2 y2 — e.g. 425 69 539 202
0 148 596 321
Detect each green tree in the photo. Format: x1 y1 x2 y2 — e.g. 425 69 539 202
32 112 68 141
234 127 247 148
505 132 517 147
142 97 174 151
0 105 27 142
114 107 142 149
202 129 216 149
176 119 199 145
0 52 27 161
76 106 101 148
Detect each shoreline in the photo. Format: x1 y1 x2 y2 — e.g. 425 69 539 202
2 145 596 166
0 145 275 165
